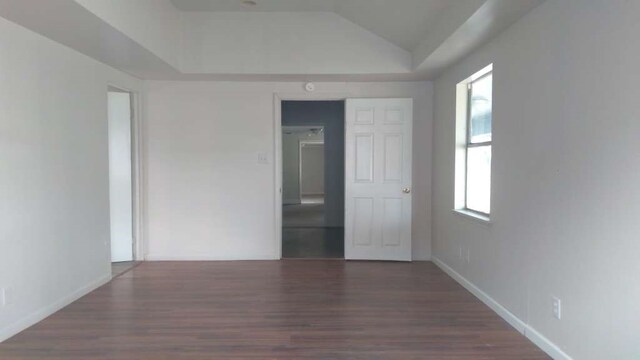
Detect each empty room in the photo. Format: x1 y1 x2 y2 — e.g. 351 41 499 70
0 1 638 359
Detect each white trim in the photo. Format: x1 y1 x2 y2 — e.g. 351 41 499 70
0 274 112 343
145 254 278 261
432 257 526 332
131 90 146 261
525 323 573 360
107 83 145 261
432 257 572 360
452 208 491 225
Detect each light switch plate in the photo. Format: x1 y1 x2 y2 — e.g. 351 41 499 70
0 288 9 307
257 152 269 164
552 296 561 320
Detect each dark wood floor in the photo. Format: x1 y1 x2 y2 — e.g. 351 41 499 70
111 261 139 278
0 261 549 359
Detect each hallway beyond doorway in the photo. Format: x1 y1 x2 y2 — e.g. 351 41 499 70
282 197 344 258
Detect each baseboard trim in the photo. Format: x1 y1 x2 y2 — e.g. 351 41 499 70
0 273 112 343
431 257 572 360
524 323 573 360
145 254 278 261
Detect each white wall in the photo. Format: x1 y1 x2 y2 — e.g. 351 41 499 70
432 1 640 359
74 0 182 69
143 81 432 261
180 12 411 75
108 91 133 262
0 17 141 341
300 144 324 196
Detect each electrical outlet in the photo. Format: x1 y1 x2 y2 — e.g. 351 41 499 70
552 296 562 320
0 288 10 307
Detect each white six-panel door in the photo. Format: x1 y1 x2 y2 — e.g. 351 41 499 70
345 98 412 261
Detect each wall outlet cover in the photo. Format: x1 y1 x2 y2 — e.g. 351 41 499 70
552 296 562 320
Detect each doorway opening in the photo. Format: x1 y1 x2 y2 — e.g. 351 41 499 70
107 86 138 276
281 101 345 259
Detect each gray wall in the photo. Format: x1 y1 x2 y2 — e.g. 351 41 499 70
282 101 344 227
432 1 640 358
0 16 142 342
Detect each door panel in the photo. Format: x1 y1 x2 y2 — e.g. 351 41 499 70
382 198 403 246
383 134 403 182
353 197 374 246
345 98 412 261
354 134 374 183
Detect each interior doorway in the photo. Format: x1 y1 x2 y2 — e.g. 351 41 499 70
281 101 345 259
107 86 137 275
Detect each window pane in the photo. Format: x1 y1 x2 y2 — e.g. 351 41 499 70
466 145 491 214
470 74 492 143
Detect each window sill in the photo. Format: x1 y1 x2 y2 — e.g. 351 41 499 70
452 209 492 225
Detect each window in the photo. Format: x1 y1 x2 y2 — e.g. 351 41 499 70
465 72 492 214
455 65 492 218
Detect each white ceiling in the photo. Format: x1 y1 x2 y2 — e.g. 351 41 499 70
0 0 543 80
171 0 334 12
170 0 455 51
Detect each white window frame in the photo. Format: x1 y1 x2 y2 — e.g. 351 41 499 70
454 64 493 222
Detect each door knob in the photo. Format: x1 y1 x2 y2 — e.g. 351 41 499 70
402 188 411 194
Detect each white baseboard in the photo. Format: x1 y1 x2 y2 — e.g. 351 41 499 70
145 253 278 261
0 273 112 343
431 257 572 360
524 323 573 360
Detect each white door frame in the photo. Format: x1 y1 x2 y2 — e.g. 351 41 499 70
108 84 145 261
273 92 349 259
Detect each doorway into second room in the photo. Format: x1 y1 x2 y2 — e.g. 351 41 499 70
281 101 345 259
108 87 137 276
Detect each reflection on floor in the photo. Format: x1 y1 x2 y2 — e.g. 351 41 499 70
111 261 139 278
300 194 325 204
282 227 344 258
283 203 325 227
282 196 344 259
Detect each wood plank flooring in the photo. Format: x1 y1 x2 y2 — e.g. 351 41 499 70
111 261 140 278
0 261 549 359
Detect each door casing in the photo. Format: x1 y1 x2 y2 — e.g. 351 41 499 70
107 84 145 262
274 94 413 261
